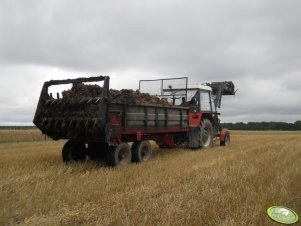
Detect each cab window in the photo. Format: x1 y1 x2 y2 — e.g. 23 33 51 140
200 91 211 111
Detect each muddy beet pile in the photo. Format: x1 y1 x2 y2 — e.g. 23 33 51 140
61 83 170 106
62 83 103 102
109 89 170 106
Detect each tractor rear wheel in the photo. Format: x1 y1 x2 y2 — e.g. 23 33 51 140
62 139 87 162
220 131 230 146
132 140 152 162
200 119 214 149
106 142 132 166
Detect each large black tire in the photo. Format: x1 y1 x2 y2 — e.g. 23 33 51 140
220 131 230 146
62 139 87 162
87 142 108 160
200 119 214 149
106 143 132 166
158 144 167 149
131 140 152 162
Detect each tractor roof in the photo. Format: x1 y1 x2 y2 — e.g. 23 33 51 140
165 83 212 92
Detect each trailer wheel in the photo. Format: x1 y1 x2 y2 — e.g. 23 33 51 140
132 141 152 162
107 142 131 166
200 119 214 149
220 131 230 146
62 139 87 162
87 142 108 160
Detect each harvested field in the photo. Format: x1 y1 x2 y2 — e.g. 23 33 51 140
0 130 300 225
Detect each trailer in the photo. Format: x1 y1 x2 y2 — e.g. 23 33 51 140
33 76 235 166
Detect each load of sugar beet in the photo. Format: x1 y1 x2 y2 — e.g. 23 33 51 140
62 82 103 102
61 82 170 107
109 89 170 106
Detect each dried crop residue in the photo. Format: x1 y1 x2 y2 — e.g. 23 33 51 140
1 130 301 225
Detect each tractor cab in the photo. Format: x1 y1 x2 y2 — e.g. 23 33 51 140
139 77 234 113
163 83 214 113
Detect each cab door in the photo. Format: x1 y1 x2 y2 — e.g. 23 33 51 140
200 91 213 112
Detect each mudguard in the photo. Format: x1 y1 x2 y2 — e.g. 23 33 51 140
219 128 228 142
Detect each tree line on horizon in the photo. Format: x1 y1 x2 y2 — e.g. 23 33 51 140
0 121 301 131
221 121 301 131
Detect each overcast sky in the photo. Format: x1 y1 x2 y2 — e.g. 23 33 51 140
0 0 300 125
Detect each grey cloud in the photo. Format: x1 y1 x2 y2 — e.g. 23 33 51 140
0 0 301 124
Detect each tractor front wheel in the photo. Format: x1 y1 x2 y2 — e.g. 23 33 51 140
200 119 214 149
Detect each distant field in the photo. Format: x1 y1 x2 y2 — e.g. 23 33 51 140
0 130 300 225
0 129 46 143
